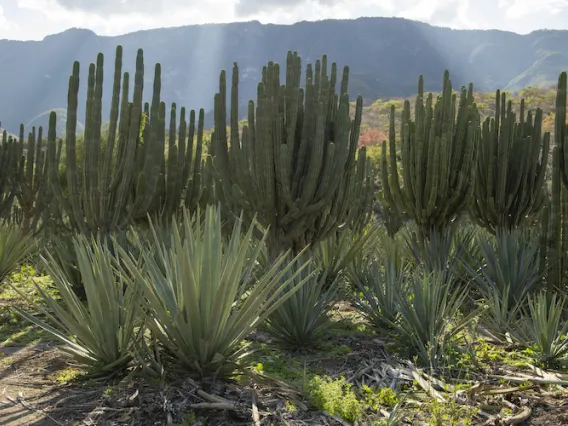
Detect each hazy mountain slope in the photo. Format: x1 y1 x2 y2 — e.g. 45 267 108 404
1 17 567 133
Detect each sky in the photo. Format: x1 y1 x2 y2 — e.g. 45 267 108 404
1 0 568 41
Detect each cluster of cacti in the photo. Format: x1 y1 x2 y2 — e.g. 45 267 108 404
0 117 61 235
2 45 568 299
9 44 568 422
3 48 372 249
148 105 207 219
13 119 60 235
211 52 374 257
380 71 479 237
0 128 18 220
43 46 209 236
471 90 550 233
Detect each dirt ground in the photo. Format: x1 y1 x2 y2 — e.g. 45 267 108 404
2 341 568 426
1 344 69 425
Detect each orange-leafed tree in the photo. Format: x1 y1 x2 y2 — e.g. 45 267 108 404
358 128 387 147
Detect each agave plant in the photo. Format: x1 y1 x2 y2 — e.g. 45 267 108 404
349 237 407 330
0 221 36 285
480 230 541 303
314 225 379 287
394 270 477 367
481 284 525 337
465 230 543 335
264 255 340 349
14 235 142 374
47 234 85 299
515 291 568 366
118 205 312 378
398 222 481 285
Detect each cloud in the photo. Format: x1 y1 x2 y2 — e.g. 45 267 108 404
1 0 565 41
395 0 481 29
15 0 237 38
499 0 568 20
0 5 18 32
53 0 161 15
234 0 340 16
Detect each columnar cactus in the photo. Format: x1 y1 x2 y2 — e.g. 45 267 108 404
54 46 146 235
381 71 479 236
547 72 568 292
471 91 550 233
212 52 374 257
142 103 207 220
557 72 568 188
53 45 207 235
14 118 59 235
0 129 18 220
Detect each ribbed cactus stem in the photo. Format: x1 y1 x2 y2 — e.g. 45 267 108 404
212 51 373 258
471 89 550 233
0 128 17 219
53 46 152 235
547 71 568 293
381 71 479 237
14 122 52 235
557 72 568 188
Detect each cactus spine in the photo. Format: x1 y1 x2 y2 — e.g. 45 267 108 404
212 52 373 257
381 71 479 237
471 91 550 233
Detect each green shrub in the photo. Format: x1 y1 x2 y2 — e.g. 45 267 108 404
307 376 363 422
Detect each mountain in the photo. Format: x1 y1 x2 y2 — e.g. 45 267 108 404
1 17 568 134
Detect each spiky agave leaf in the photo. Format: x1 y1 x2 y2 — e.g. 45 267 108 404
0 221 36 285
394 270 478 367
398 222 481 285
314 224 379 285
348 236 407 330
14 234 142 374
47 233 85 299
466 229 543 330
481 283 525 337
264 255 339 349
516 291 568 366
119 205 313 378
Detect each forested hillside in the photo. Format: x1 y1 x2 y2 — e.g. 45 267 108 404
1 17 568 132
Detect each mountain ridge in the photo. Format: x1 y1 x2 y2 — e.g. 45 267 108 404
1 17 568 133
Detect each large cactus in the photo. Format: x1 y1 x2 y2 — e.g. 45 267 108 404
558 72 568 188
141 103 208 220
471 91 550 233
0 129 19 220
547 72 568 292
381 71 479 237
212 52 374 258
53 45 207 235
13 116 61 235
53 46 146 235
